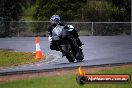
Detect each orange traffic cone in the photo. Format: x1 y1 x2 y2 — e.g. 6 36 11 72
35 35 44 60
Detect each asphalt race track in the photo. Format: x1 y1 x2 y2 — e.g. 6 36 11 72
0 36 132 74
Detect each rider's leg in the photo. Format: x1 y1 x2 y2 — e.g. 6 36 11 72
50 41 65 57
50 41 59 51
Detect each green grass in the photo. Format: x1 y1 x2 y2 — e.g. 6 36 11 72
0 50 36 68
0 66 132 88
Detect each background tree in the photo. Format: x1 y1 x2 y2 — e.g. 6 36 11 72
33 0 87 21
111 0 131 21
0 0 28 37
0 0 131 37
83 0 116 22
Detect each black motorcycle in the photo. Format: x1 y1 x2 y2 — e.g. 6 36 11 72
50 25 84 62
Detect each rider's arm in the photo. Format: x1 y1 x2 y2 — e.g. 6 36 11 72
48 23 58 37
47 25 52 37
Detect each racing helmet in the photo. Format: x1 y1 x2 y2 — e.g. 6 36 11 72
50 15 60 23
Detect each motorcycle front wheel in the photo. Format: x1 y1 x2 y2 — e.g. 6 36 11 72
61 44 75 63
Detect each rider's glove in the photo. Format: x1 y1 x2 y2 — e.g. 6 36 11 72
48 36 52 41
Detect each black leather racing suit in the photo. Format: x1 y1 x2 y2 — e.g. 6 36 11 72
48 22 83 51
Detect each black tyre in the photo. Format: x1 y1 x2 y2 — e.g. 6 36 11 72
61 44 75 63
76 48 84 62
65 54 75 62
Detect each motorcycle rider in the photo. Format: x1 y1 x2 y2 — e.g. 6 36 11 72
48 15 83 56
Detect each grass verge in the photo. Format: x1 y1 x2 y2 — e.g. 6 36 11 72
78 30 91 36
0 65 132 88
0 50 36 68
